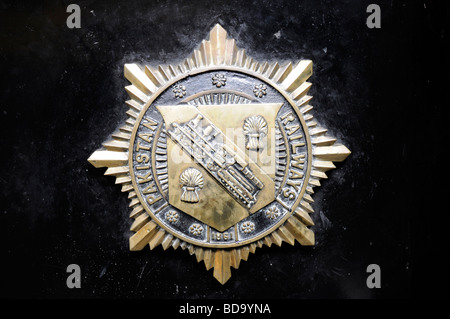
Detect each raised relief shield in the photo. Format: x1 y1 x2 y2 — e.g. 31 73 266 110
158 102 281 232
88 25 350 284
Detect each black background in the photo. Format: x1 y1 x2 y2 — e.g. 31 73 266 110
0 0 447 300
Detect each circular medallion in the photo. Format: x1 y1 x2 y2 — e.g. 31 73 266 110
130 69 310 249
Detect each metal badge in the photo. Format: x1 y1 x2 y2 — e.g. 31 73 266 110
88 24 350 284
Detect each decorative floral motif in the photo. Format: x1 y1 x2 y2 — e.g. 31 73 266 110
189 223 204 236
173 84 186 98
240 221 255 234
253 83 267 98
265 207 280 220
165 210 179 223
212 73 227 88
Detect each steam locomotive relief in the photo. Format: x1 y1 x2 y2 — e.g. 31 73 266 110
167 112 265 210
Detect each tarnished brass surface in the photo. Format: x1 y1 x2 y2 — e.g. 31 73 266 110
157 103 281 231
87 24 350 284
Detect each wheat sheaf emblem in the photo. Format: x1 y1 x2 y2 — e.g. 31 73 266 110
179 167 204 203
243 115 268 151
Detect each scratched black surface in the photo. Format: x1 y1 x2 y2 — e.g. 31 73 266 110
0 0 446 299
